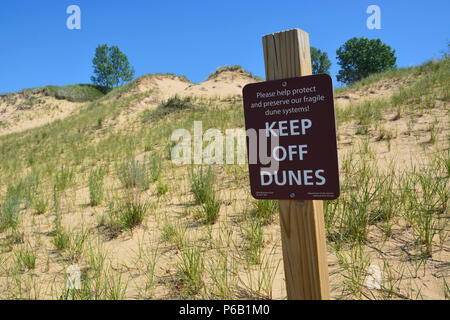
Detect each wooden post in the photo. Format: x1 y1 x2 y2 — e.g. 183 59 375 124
262 29 330 300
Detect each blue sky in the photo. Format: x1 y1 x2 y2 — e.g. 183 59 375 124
0 0 449 93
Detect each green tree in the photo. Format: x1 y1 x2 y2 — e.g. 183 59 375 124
91 44 135 89
311 47 331 75
336 37 396 85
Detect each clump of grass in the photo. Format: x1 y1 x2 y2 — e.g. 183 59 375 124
160 218 187 249
207 251 236 299
189 166 215 205
51 206 89 262
403 169 447 258
33 196 48 215
66 229 89 263
195 193 221 224
117 155 160 190
15 245 37 271
52 226 71 251
135 245 159 299
2 175 38 212
89 167 105 206
243 217 264 265
105 273 128 300
119 198 147 231
189 166 221 224
177 247 204 295
149 154 162 183
99 195 148 238
241 247 281 300
428 119 438 145
54 165 75 192
117 157 149 189
0 195 22 232
334 245 371 299
252 200 278 225
355 125 369 135
376 126 392 142
373 170 397 237
156 181 168 197
325 154 380 245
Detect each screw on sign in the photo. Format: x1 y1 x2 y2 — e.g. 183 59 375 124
242 74 340 201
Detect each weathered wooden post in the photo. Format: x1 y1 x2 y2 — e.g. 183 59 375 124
262 29 331 300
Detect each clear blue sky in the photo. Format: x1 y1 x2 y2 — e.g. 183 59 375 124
0 0 449 93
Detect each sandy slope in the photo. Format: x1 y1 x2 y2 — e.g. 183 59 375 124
0 69 258 138
134 69 257 99
0 93 83 136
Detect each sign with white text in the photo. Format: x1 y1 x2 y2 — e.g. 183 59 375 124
242 74 340 200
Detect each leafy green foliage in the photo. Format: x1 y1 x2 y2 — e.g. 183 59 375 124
336 37 397 85
91 44 135 89
311 47 331 74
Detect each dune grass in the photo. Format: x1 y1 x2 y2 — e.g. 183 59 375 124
0 59 448 299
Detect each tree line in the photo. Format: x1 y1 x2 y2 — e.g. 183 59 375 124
91 37 397 90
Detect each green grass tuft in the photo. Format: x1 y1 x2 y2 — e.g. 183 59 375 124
46 84 105 102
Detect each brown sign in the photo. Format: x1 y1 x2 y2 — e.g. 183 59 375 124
242 74 340 200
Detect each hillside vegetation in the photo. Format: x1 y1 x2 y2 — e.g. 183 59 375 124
0 60 448 299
